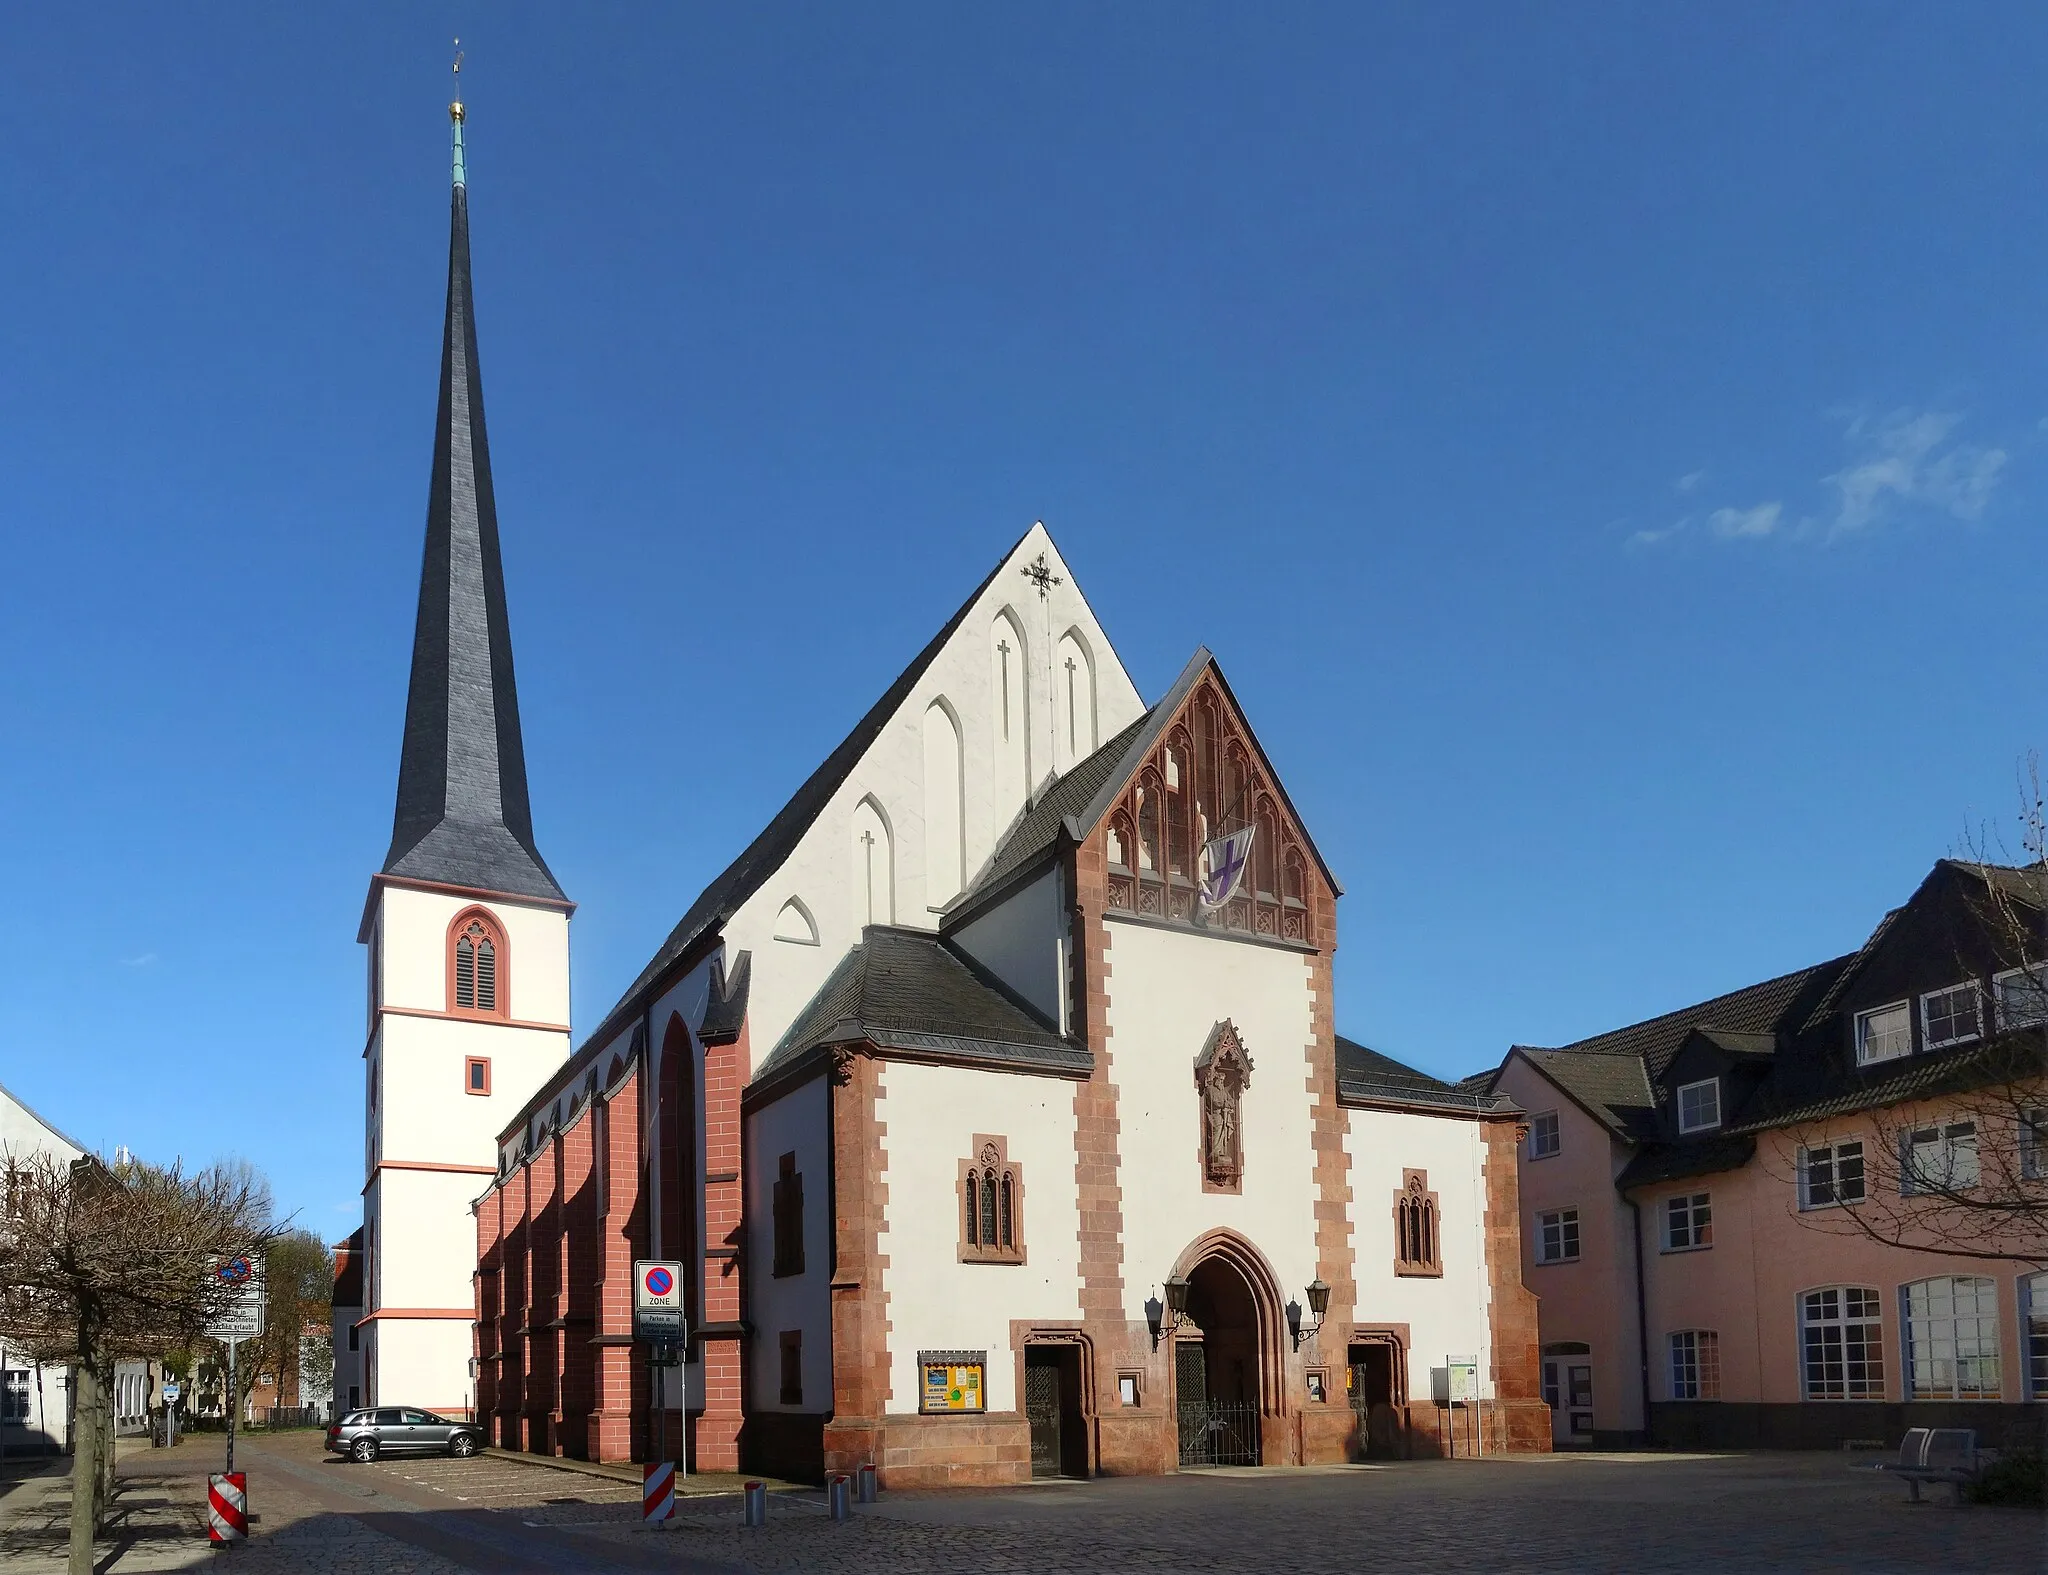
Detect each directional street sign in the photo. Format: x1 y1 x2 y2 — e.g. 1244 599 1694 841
631 1259 684 1343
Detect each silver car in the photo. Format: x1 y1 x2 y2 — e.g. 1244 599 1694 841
325 1406 482 1462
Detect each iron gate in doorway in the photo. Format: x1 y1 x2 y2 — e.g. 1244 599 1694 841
1174 1343 1261 1467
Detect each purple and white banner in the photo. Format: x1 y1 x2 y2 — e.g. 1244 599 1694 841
1199 825 1256 909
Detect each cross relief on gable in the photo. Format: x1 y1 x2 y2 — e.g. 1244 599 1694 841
1194 1019 1253 1192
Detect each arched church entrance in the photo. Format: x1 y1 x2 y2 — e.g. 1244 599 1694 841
1170 1232 1287 1468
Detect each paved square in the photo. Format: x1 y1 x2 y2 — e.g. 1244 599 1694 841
2 1440 2039 1573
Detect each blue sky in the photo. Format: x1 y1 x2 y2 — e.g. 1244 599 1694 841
2 6 2042 1236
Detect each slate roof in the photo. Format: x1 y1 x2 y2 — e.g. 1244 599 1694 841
1509 1046 1660 1139
1336 1036 1505 1113
382 163 563 904
755 927 1091 1084
958 713 1154 905
1548 961 1849 1085
1499 858 2044 1193
578 529 1035 1054
699 951 751 1046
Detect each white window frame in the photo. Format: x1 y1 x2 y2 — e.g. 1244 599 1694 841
1799 1286 1886 1400
0 1369 28 1424
1798 1141 1866 1210
1535 1207 1581 1265
2022 1271 2048 1401
1528 1110 1561 1160
1901 1276 2002 1400
2022 1109 2046 1184
1993 963 2048 1030
1900 1121 1978 1196
1919 982 1983 1051
1668 1329 1720 1401
1854 1000 1913 1065
1662 1192 1713 1251
1676 1078 1722 1134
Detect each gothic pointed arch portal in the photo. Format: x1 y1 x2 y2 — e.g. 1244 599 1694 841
1169 1228 1290 1467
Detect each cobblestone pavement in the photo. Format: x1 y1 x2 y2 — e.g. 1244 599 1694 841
4 1442 2040 1573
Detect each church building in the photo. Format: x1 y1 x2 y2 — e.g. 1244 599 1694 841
355 102 1549 1480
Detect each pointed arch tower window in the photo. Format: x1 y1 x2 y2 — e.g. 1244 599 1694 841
448 908 509 1018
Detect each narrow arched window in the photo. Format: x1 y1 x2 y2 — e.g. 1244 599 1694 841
960 1137 1024 1263
1394 1170 1442 1276
448 909 508 1018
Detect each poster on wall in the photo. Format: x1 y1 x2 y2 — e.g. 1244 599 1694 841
918 1350 986 1414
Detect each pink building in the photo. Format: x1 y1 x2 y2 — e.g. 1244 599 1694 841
1490 859 2044 1450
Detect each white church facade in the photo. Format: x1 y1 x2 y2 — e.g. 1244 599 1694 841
353 103 1548 1480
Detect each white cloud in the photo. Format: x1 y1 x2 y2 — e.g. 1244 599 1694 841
1707 501 1782 540
121 952 159 968
1824 408 2006 537
1675 469 1707 493
1627 518 1689 548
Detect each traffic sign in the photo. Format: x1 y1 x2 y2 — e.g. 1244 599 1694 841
206 1259 265 1342
161 1382 181 1403
632 1259 684 1342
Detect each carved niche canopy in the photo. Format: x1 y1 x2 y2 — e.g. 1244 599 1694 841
1194 1020 1254 1192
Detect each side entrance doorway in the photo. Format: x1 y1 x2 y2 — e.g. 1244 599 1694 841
1023 1346 1088 1478
1540 1343 1593 1447
1347 1340 1403 1459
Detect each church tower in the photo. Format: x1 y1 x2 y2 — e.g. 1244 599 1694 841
356 91 572 1416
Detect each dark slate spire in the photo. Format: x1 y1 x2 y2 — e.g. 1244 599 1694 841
382 97 565 903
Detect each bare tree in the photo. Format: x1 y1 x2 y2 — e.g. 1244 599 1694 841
0 1150 277 1574
1784 753 2047 1265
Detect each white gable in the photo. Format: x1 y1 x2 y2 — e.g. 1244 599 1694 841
727 524 1145 1066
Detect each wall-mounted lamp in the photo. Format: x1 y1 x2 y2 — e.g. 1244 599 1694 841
1146 1275 1192 1350
1286 1279 1331 1351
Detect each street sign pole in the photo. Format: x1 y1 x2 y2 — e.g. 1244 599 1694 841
225 1339 237 1476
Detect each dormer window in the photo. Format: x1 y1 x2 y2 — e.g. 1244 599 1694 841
448 909 507 1018
1676 1078 1721 1134
1920 983 1982 1050
1854 1001 1912 1065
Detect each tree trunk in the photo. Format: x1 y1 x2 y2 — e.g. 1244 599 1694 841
68 1346 97 1575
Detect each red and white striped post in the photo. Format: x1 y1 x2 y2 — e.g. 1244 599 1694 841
207 1472 247 1544
643 1461 675 1524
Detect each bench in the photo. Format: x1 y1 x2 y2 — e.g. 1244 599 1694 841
1879 1427 1979 1504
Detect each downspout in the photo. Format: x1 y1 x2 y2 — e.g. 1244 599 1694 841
1626 1195 1652 1448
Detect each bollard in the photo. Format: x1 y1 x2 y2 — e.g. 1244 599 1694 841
742 1480 767 1528
827 1473 851 1522
207 1472 248 1544
856 1462 878 1504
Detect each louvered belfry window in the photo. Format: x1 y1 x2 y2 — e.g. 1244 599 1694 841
451 912 504 1016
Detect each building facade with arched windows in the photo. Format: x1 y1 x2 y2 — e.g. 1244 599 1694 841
352 106 1547 1475
468 524 1548 1481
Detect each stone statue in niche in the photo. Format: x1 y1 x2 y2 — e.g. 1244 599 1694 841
1193 1020 1253 1189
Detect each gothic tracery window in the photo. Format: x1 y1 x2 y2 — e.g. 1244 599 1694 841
1394 1170 1443 1277
959 1137 1024 1263
449 909 507 1017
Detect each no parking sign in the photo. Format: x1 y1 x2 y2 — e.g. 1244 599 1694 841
632 1260 684 1343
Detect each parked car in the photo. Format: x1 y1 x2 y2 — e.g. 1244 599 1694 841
325 1407 482 1462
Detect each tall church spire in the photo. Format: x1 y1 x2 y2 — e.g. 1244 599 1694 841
383 91 565 903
